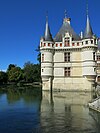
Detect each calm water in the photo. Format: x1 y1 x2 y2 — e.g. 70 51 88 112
0 87 100 133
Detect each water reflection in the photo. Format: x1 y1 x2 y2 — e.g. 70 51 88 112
40 91 100 133
0 87 100 133
0 86 42 133
6 86 42 105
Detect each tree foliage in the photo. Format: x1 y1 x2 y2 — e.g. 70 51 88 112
7 66 23 82
23 61 41 82
0 71 8 84
7 64 16 72
0 52 41 84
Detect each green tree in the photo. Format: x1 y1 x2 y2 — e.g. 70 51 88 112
0 71 8 84
7 66 23 83
23 61 35 82
23 62 41 82
7 64 16 72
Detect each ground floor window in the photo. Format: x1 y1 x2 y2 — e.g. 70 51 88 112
64 67 71 77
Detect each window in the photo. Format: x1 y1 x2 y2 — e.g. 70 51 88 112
42 54 44 62
85 41 88 44
60 43 62 47
56 43 58 47
77 42 79 46
97 55 100 61
42 69 44 72
64 67 71 77
72 43 74 46
44 43 46 47
41 42 42 47
64 40 70 46
93 52 95 61
91 40 93 44
94 39 96 44
94 68 96 72
48 43 50 46
64 52 70 62
97 63 100 68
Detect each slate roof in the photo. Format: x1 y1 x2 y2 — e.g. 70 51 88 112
54 19 81 42
84 15 93 38
44 18 53 41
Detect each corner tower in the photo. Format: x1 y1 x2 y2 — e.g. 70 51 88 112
40 16 54 90
82 2 97 89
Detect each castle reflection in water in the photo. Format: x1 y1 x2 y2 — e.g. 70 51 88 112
40 91 100 133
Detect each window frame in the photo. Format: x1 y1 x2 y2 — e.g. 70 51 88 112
64 52 70 62
64 67 71 77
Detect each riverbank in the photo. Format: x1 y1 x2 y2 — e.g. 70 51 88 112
0 82 42 92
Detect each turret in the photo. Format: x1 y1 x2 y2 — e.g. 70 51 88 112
82 4 97 84
40 16 54 90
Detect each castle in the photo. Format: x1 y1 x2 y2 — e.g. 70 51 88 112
40 11 98 91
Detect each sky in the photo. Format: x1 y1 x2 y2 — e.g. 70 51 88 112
0 0 100 71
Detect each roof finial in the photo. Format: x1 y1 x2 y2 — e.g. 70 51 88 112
64 10 67 18
84 0 93 38
46 11 48 22
86 0 89 16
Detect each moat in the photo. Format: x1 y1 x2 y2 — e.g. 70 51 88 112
0 87 100 133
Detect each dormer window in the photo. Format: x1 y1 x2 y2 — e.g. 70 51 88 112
64 38 70 47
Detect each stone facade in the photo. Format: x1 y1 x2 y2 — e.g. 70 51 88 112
40 15 98 91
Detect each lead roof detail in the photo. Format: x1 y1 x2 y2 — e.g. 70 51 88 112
54 18 81 42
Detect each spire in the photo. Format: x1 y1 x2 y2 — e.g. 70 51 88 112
84 0 93 38
44 14 53 41
64 10 67 18
86 0 89 16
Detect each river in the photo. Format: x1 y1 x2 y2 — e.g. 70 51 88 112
0 86 100 133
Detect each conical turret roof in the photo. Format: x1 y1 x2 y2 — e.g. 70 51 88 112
44 17 53 41
54 18 81 42
84 15 93 38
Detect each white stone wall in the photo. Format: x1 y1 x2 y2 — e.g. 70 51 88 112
40 37 97 91
54 52 64 62
82 50 96 76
